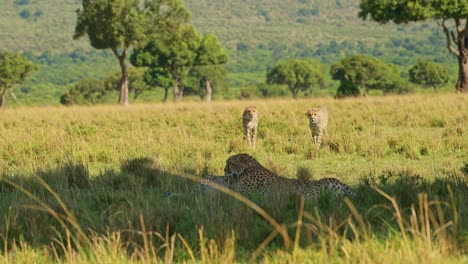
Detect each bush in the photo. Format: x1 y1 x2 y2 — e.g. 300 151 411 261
239 86 257 99
19 9 31 19
60 79 107 105
257 83 289 97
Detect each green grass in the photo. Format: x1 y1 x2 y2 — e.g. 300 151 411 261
0 94 467 262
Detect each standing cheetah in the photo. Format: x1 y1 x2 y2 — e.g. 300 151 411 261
242 105 259 148
306 106 328 149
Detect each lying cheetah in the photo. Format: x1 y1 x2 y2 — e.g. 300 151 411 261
224 153 355 199
242 105 259 148
306 106 328 149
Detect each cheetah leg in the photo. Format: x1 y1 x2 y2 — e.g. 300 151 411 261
245 128 251 146
251 128 257 148
313 134 321 149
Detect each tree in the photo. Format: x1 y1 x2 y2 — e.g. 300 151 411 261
330 55 404 97
359 0 468 93
188 65 227 100
74 0 190 105
132 26 228 102
143 67 173 102
0 51 38 109
195 34 229 101
105 67 153 100
266 59 325 98
409 61 449 92
60 79 107 105
131 24 201 102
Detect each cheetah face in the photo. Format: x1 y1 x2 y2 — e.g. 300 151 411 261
224 153 259 177
244 106 258 120
306 109 320 123
224 161 245 177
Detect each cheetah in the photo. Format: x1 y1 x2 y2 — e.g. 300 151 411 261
224 153 355 199
242 105 259 148
306 106 328 150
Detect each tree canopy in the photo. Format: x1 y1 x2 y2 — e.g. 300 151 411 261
187 65 227 100
330 55 405 97
409 61 449 91
60 79 107 105
131 25 228 101
74 0 191 105
105 67 153 100
266 59 325 98
359 0 468 93
0 51 38 108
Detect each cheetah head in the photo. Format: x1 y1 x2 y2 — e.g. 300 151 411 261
244 106 258 120
224 153 261 177
306 107 323 124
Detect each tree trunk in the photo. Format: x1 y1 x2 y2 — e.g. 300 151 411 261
112 48 129 106
442 19 468 93
456 55 468 93
173 76 184 102
0 88 7 109
290 86 298 98
205 80 212 102
163 87 169 102
118 56 129 105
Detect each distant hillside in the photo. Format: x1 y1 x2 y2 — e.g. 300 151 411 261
0 0 456 105
1 0 435 53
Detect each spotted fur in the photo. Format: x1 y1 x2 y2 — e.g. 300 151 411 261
242 105 259 148
224 153 355 199
306 106 328 149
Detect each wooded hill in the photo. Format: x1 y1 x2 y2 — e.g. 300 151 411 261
0 0 455 105
1 0 435 52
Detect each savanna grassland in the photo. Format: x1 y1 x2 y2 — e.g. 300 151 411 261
0 94 467 263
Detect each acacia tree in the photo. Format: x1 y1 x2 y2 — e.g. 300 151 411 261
105 67 153 100
359 0 468 93
266 59 324 98
195 34 229 101
330 55 404 96
60 79 107 105
131 24 201 102
132 26 227 102
409 61 449 92
188 65 227 100
74 0 190 105
143 67 173 102
0 52 38 109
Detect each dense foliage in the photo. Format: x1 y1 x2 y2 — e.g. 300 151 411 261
330 55 407 96
266 59 325 98
359 0 468 92
60 79 107 105
0 51 38 108
132 24 228 102
409 61 449 92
